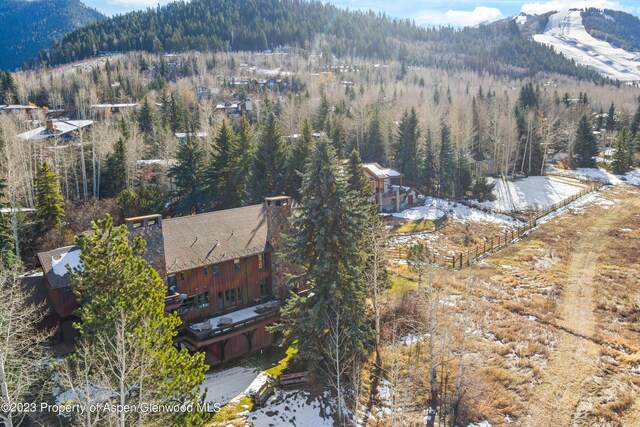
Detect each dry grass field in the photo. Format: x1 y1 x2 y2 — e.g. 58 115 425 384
380 184 640 426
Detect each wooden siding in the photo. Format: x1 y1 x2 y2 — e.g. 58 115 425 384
45 277 78 319
174 252 272 324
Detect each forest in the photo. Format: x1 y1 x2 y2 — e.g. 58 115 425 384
35 0 610 83
1 47 640 427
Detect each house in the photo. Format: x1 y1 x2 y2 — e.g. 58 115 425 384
17 119 93 142
215 100 253 118
470 148 495 177
36 196 294 365
362 163 420 213
91 103 138 116
0 104 40 118
174 132 208 143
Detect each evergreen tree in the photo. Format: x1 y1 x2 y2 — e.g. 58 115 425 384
275 140 372 369
205 120 242 209
285 118 315 200
612 130 632 175
0 179 15 267
101 137 128 198
249 112 287 202
438 123 456 197
364 110 386 164
596 107 605 131
630 101 640 136
35 162 65 230
422 128 437 195
236 114 255 204
574 114 598 168
137 97 156 134
455 149 473 198
315 91 330 130
67 216 209 426
393 107 421 183
606 101 616 132
168 137 206 215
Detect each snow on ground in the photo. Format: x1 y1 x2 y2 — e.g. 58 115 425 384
478 175 585 212
51 248 82 276
247 390 334 427
532 10 640 81
201 366 262 405
548 166 640 186
393 197 521 225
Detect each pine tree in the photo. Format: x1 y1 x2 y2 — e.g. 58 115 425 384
612 130 631 175
249 112 287 202
364 110 386 164
574 114 598 168
35 162 65 230
422 128 437 195
275 140 372 369
315 91 330 130
236 114 255 204
101 137 128 198
606 101 616 132
168 136 206 215
137 97 156 134
67 215 209 426
0 179 15 267
438 123 456 197
630 101 640 136
455 149 472 198
393 107 421 183
205 120 242 209
596 107 605 131
285 118 315 200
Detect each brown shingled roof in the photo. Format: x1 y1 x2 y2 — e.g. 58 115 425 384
162 204 270 274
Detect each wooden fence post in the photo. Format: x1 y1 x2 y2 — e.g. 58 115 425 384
458 253 462 269
452 255 456 269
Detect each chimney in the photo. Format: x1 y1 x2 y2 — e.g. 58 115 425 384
264 196 293 299
125 214 167 278
46 119 54 131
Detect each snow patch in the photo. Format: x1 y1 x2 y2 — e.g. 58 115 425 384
51 249 82 276
201 366 261 405
393 197 521 225
247 390 333 427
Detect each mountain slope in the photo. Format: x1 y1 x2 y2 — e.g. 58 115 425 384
0 0 104 71
532 10 640 81
40 0 604 82
582 8 640 52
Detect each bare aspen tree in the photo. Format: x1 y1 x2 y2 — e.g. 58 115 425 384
0 264 51 427
363 215 389 360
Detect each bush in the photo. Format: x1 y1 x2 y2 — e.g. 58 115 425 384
471 177 496 202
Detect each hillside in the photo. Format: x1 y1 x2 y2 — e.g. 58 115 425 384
532 10 640 82
0 0 104 71
582 8 640 52
39 0 605 82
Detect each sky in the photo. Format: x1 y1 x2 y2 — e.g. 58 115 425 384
83 0 640 27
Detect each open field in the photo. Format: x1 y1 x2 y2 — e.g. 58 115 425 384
382 184 640 426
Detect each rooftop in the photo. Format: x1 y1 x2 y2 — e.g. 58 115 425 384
363 163 402 179
37 245 81 290
17 120 93 141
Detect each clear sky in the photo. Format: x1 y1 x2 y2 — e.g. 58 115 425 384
83 0 640 27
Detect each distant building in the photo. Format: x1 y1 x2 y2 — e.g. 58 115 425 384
215 100 252 118
17 119 93 142
470 148 495 177
362 163 420 213
174 132 208 143
91 103 138 115
0 104 40 118
36 197 295 365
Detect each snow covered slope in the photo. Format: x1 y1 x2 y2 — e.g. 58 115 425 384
533 10 640 81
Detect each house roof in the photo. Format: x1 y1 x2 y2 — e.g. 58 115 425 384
17 120 93 141
37 245 82 290
162 204 270 274
91 103 138 109
363 163 402 179
470 148 488 162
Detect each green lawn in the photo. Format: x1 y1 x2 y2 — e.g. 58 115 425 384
393 219 435 234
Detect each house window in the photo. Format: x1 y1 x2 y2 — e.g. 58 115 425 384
212 265 220 276
180 272 185 281
234 259 241 272
258 253 268 270
198 292 209 308
225 289 236 307
259 279 271 297
218 292 224 310
237 287 243 304
167 274 177 293
204 266 208 276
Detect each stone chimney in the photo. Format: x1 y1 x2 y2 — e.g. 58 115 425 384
125 214 167 278
46 119 54 131
264 196 293 299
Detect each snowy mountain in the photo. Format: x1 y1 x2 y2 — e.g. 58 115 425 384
529 10 640 82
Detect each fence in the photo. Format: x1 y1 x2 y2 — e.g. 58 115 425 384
448 182 602 269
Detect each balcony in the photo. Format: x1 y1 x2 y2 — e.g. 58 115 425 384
182 300 280 347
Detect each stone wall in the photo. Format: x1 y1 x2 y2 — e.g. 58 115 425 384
264 196 295 299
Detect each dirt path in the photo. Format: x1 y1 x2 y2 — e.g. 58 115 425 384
523 193 630 427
